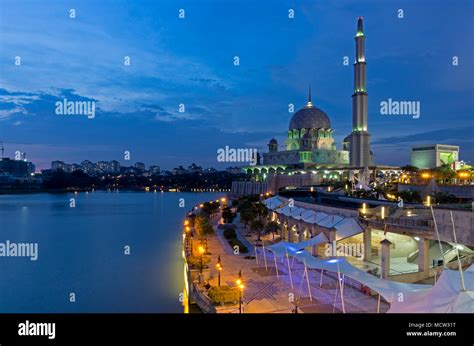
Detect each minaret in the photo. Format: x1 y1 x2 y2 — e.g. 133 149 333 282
306 83 313 107
349 17 372 167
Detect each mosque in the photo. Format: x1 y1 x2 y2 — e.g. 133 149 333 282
240 17 394 190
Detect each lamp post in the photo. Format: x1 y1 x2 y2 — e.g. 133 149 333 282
236 270 244 314
216 255 223 287
198 245 205 274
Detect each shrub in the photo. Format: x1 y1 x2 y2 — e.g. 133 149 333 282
187 255 210 270
223 228 237 239
228 238 248 253
208 286 239 305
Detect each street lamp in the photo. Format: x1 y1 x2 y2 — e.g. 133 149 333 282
198 245 205 274
216 255 223 287
236 270 244 314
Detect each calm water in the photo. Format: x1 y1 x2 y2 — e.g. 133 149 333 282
0 191 223 313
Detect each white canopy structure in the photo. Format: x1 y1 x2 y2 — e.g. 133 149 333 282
265 196 364 240
264 196 285 210
293 251 430 303
266 238 431 303
388 265 474 313
267 233 328 258
333 218 365 241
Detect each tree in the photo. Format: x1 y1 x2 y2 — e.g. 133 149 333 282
397 190 421 203
222 207 234 224
264 221 280 241
401 165 419 173
253 202 268 222
237 200 254 214
434 164 456 184
194 214 213 239
240 209 256 235
251 219 265 241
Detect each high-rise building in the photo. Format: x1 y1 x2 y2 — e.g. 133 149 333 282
347 17 372 167
51 160 71 172
108 160 121 174
81 160 95 174
0 158 29 176
97 161 108 172
134 162 145 171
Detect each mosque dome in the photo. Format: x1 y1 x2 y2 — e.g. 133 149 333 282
289 84 331 131
269 138 278 145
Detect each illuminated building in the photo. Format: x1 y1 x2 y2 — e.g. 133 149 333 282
411 144 460 169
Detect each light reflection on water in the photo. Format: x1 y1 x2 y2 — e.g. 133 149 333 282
0 191 223 312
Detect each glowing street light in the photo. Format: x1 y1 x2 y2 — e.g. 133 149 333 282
216 255 223 287
426 195 431 207
236 270 244 314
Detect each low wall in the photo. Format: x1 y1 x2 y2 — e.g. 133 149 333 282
398 183 474 199
191 282 216 313
388 255 474 283
432 208 474 246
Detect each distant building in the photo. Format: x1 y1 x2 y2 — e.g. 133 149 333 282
172 166 186 175
27 162 36 174
97 161 109 172
134 162 145 171
109 160 121 174
187 163 203 173
149 165 161 174
226 166 244 174
0 158 29 176
411 144 460 169
51 160 70 172
203 167 218 174
81 160 95 174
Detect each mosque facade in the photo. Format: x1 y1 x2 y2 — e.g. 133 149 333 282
243 17 373 182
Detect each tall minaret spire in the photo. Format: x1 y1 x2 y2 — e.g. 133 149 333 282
307 82 313 107
348 16 372 167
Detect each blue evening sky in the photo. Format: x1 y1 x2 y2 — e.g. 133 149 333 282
0 0 473 170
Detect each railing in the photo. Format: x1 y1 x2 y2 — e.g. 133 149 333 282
191 282 216 313
360 214 434 231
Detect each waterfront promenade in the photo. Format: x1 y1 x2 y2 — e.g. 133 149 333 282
195 212 388 313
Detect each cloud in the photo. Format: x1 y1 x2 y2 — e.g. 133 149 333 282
372 126 474 145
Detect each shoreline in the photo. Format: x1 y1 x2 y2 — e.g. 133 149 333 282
0 188 230 195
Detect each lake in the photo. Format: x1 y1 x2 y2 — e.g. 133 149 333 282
0 191 223 313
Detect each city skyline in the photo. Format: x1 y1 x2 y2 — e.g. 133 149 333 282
0 0 473 170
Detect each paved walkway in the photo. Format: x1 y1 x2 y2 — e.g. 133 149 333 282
205 215 388 313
